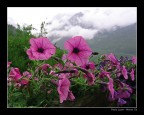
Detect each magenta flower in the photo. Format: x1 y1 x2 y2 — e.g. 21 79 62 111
21 71 32 85
62 54 68 60
84 72 95 85
81 62 95 71
107 76 115 99
107 53 119 65
41 64 51 75
117 90 130 98
23 71 32 78
36 64 51 75
21 79 29 85
122 83 133 93
116 82 133 99
108 91 119 101
98 70 110 78
57 78 70 103
64 36 92 66
131 56 137 64
130 69 135 81
9 68 22 81
58 73 68 79
26 37 56 60
7 62 12 68
67 91 75 101
122 66 128 79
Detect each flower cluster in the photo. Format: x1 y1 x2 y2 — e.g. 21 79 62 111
8 36 136 107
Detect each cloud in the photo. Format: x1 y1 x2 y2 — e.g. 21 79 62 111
8 7 137 41
47 26 98 42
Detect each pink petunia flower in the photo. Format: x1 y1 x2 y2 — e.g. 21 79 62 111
121 82 133 94
26 37 56 60
131 56 137 64
57 78 70 103
41 64 51 75
58 73 67 79
21 79 29 85
62 54 68 60
21 71 32 85
98 70 110 78
36 64 51 75
23 71 32 78
107 76 115 99
7 62 12 68
107 53 120 65
81 62 95 71
64 36 92 66
122 66 128 79
117 90 130 98
130 69 135 81
116 82 133 99
9 67 22 81
67 91 75 101
84 72 95 85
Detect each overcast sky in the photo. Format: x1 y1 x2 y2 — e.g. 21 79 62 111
8 7 137 40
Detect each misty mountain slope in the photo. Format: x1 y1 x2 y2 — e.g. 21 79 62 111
87 23 136 57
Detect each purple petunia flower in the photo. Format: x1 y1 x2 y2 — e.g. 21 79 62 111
117 98 127 106
64 36 92 66
26 37 56 60
117 89 130 98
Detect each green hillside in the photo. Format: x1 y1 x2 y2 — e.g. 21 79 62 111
87 23 136 58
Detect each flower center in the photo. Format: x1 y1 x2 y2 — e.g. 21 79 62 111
73 48 80 54
38 48 44 53
85 65 90 69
